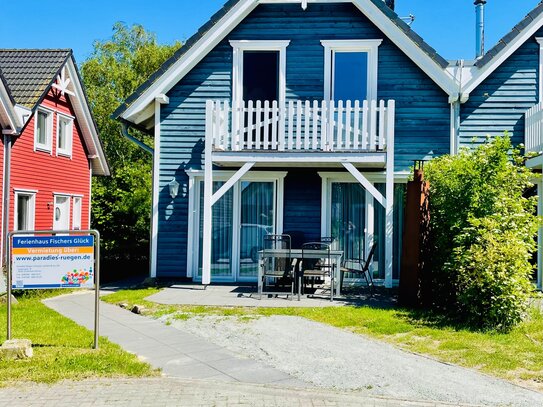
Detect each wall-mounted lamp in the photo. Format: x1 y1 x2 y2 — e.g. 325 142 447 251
168 178 180 199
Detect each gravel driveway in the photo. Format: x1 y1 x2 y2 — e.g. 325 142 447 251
165 314 543 407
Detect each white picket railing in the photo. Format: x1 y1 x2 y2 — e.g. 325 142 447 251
526 102 543 154
207 99 395 152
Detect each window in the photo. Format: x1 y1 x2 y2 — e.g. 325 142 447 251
14 191 36 231
321 40 382 102
72 196 82 230
230 40 290 105
35 108 53 152
57 114 73 157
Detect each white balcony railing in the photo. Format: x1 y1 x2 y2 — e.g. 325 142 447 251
526 102 543 154
207 99 395 153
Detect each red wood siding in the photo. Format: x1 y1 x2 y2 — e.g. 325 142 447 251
8 87 91 231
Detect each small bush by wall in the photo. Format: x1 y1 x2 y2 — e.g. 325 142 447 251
424 136 538 331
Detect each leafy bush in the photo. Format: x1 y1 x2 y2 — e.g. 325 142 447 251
424 136 538 331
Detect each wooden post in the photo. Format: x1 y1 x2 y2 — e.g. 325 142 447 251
202 101 214 286
384 100 395 288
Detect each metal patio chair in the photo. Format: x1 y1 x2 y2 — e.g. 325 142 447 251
340 242 377 296
300 241 334 301
258 234 294 300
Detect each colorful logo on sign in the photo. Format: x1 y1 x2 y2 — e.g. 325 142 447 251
61 267 93 286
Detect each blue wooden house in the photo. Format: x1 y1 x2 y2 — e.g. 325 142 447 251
113 0 543 290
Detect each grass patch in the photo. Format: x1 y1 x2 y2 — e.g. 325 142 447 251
104 287 543 390
0 290 158 386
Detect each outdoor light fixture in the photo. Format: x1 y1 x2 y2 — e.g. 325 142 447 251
168 178 180 199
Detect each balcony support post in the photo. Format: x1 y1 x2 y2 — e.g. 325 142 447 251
202 101 214 286
384 100 395 288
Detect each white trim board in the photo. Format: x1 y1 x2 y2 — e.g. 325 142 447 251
119 0 458 124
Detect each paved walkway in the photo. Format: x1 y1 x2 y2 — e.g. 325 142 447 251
44 292 303 385
0 377 478 406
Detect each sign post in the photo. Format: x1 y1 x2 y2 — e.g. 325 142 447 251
6 230 100 349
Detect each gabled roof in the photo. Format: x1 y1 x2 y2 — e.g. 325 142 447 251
114 0 458 124
475 1 543 68
0 49 71 109
0 49 109 176
462 1 543 96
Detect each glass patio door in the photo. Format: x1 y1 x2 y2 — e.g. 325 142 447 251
197 180 275 281
238 181 274 279
331 183 366 262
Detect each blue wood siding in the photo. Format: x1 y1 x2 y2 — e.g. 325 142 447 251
459 30 542 148
283 169 322 246
158 3 450 277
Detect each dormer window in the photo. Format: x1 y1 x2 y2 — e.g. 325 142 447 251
35 107 53 152
57 113 73 157
321 40 382 102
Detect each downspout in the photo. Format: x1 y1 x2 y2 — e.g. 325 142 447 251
2 134 11 267
450 60 464 155
120 123 154 155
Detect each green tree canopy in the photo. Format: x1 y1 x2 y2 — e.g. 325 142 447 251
81 23 181 267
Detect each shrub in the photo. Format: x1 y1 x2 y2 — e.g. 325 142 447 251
424 136 538 331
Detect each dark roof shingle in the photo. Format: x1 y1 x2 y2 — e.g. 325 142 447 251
0 49 71 108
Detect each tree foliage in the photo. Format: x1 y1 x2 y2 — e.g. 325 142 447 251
424 136 538 331
81 23 181 266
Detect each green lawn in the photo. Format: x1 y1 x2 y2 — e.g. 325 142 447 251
0 290 158 386
103 287 543 391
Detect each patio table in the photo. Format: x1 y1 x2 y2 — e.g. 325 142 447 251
258 249 344 300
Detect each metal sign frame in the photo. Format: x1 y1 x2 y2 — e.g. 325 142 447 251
6 230 101 349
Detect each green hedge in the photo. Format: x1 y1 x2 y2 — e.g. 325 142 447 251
424 136 538 331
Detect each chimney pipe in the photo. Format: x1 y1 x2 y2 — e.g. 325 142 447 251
475 0 486 59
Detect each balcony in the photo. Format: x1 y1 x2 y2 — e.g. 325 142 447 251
205 99 395 166
525 102 543 156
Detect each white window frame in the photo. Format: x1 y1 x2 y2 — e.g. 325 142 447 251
230 40 290 105
321 39 382 102
186 170 286 282
14 189 37 231
72 195 83 230
34 107 53 153
56 113 74 157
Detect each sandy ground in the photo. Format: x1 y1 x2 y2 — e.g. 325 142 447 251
165 313 543 407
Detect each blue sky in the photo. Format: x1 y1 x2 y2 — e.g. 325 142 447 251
0 1 539 63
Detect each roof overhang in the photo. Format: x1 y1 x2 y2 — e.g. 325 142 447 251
117 0 458 125
0 78 21 134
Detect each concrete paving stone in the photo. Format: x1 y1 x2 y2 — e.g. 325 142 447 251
161 360 225 379
189 348 239 363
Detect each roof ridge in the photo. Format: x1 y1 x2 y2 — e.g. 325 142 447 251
0 49 72 52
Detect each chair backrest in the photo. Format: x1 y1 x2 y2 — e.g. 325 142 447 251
301 241 332 272
263 234 291 274
361 242 378 273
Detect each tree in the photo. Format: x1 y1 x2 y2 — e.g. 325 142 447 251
424 136 538 331
80 23 181 273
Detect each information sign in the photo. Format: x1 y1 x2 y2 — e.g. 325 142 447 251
11 235 95 289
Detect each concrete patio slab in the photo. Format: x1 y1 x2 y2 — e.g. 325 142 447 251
146 283 396 308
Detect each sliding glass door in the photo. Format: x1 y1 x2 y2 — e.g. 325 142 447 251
196 179 276 281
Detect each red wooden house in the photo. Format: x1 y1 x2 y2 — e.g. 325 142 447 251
0 49 109 261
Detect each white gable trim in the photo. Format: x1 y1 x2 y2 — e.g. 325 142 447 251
463 11 543 96
0 80 21 134
64 59 110 176
119 0 458 123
